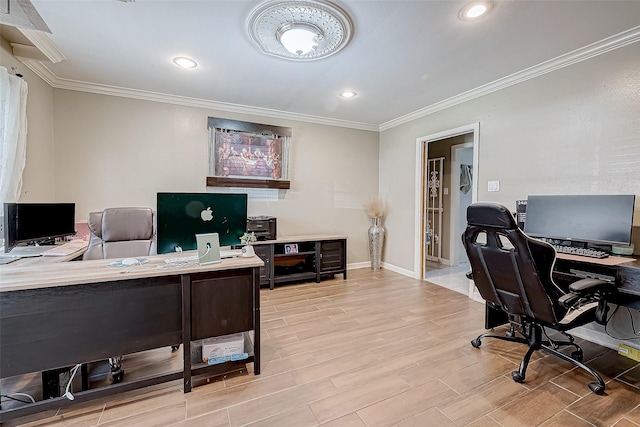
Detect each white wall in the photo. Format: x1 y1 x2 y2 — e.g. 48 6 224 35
380 41 640 273
380 41 640 347
52 90 379 263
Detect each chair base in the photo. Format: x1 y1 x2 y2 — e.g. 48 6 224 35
471 323 605 395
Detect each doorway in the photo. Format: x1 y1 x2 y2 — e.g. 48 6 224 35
414 123 479 297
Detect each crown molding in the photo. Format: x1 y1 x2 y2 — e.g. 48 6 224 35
15 25 639 134
17 28 65 63
379 25 640 132
14 57 57 85
21 68 378 131
9 43 379 130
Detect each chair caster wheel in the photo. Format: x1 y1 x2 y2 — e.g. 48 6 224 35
471 338 482 348
111 370 125 384
511 371 525 383
589 382 605 395
571 349 583 361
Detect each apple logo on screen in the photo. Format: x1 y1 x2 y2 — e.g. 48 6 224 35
200 207 213 221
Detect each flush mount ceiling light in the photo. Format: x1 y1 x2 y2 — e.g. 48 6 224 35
172 56 198 68
248 0 353 61
339 90 357 98
459 1 494 20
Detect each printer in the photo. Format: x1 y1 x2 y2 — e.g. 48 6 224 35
246 216 277 241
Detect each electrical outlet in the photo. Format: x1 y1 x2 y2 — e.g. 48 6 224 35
0 216 4 235
487 180 500 192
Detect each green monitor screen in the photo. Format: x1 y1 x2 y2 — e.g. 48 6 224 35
156 192 247 254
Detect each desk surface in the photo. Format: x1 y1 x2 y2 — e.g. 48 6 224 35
0 252 264 292
556 253 637 267
1 240 89 266
251 234 346 245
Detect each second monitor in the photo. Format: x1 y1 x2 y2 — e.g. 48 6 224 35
157 192 248 254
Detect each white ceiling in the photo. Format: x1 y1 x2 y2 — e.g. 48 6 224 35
6 0 640 130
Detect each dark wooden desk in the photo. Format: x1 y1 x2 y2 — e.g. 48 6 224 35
553 253 640 308
0 253 263 423
485 254 640 329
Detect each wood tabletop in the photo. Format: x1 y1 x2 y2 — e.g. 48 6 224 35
556 253 636 266
0 252 264 292
250 234 346 245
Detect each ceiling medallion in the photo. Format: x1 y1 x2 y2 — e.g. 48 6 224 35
247 0 354 61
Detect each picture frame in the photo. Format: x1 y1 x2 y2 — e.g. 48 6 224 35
207 117 291 189
284 244 298 254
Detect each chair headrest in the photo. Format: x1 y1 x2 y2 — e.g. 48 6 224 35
101 208 154 242
87 211 104 239
467 202 517 229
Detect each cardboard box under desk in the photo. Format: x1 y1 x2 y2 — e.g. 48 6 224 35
192 333 245 364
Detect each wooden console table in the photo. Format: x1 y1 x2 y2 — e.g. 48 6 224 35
251 235 347 289
0 253 262 423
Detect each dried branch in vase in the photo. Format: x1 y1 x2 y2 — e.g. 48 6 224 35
363 197 386 219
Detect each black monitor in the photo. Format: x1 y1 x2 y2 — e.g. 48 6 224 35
156 192 248 254
524 194 635 246
3 203 76 253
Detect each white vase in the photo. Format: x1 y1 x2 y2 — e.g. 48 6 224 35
368 217 385 271
242 245 255 257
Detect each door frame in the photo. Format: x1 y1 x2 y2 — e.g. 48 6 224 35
414 123 479 281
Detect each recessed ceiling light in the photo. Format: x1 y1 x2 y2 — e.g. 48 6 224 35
172 57 198 68
339 90 357 98
459 1 493 20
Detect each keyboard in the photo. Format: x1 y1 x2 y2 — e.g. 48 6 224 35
165 255 198 264
42 240 88 256
164 249 243 264
551 244 609 259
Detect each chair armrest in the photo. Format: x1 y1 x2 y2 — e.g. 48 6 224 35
559 278 614 310
558 293 581 309
568 278 613 294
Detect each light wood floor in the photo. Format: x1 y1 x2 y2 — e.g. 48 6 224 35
5 268 640 427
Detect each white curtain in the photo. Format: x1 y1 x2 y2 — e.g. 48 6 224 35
0 66 28 204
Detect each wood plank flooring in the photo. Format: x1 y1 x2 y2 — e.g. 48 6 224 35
4 268 640 426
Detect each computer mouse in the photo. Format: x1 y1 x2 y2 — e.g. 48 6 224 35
121 257 139 266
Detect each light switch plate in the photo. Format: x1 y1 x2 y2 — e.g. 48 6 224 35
488 180 500 192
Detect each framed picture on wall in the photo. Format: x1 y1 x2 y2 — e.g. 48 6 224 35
207 117 291 189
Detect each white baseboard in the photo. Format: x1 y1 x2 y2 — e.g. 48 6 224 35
347 262 370 270
380 262 415 278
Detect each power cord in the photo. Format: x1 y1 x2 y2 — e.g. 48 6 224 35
198 244 211 261
64 364 82 400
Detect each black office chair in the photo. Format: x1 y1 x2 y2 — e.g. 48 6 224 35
462 202 613 394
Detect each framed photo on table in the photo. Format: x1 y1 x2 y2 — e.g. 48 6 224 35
284 244 298 254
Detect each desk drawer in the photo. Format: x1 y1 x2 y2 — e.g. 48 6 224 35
190 270 255 340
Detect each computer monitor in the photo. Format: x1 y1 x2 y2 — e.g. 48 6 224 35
3 203 76 253
524 194 635 247
156 192 248 254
